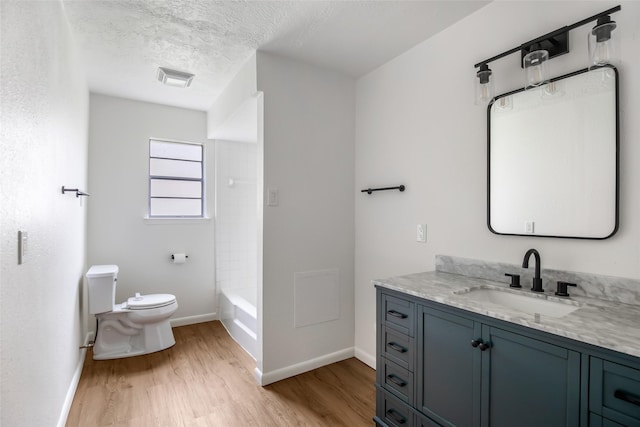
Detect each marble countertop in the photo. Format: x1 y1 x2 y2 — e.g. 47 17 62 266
374 271 640 358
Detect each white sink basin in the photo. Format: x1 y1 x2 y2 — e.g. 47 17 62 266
453 287 581 318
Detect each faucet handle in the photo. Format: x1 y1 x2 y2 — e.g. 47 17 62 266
505 273 521 288
555 281 577 297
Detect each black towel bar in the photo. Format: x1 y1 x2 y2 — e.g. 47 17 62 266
361 185 405 195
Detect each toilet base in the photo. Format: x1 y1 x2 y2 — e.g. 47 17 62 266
93 344 175 360
93 310 176 360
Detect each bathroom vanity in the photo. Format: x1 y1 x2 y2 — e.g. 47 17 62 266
374 257 640 427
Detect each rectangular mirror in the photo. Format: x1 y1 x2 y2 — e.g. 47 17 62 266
488 66 618 239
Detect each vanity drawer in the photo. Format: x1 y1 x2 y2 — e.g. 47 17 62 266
380 357 414 404
382 326 414 371
375 386 415 427
590 358 640 426
382 293 415 336
589 413 625 427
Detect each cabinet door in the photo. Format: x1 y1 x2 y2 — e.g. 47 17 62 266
417 306 482 427
481 326 581 427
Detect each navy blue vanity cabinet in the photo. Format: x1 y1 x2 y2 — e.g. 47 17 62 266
417 306 481 427
417 306 581 427
479 325 581 427
590 357 640 426
376 287 583 427
588 413 626 427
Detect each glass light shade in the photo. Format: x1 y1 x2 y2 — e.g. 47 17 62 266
523 50 549 88
475 65 494 105
588 17 618 68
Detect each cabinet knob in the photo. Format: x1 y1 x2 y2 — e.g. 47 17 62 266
471 339 490 351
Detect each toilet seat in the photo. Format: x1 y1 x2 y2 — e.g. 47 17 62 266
126 293 176 310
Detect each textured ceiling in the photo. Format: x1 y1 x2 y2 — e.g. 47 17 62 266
63 1 489 111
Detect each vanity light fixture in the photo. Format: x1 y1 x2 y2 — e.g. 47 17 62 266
475 63 494 105
473 5 621 103
156 67 195 88
589 15 618 68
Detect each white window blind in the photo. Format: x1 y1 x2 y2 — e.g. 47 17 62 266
149 139 203 217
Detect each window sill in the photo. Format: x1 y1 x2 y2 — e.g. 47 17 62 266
143 216 211 225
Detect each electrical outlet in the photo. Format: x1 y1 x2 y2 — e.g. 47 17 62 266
417 224 427 243
524 221 535 234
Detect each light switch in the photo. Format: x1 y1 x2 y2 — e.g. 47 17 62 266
18 230 27 264
267 188 279 207
417 224 427 243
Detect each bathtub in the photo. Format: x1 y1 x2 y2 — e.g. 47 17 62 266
219 287 257 359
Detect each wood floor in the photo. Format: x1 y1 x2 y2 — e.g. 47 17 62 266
67 321 376 426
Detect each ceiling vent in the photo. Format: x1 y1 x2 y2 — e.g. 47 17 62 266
156 67 194 88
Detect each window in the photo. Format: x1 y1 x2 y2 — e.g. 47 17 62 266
149 139 203 218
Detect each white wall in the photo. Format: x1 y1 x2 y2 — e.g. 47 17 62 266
257 52 356 382
88 94 215 325
207 54 257 139
354 1 640 366
0 1 89 425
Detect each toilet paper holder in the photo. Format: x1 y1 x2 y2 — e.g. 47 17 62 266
171 254 188 261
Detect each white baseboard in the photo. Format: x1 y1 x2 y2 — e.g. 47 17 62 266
56 332 93 427
258 347 355 386
254 367 263 385
170 312 217 327
354 347 376 369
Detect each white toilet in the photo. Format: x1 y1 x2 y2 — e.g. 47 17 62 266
86 265 178 360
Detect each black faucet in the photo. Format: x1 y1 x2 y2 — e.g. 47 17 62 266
522 248 544 292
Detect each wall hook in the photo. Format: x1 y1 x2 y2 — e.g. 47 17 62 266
61 186 90 197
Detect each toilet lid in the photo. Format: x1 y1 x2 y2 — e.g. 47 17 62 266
126 293 176 310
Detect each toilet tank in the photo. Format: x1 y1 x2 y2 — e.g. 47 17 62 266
86 265 119 314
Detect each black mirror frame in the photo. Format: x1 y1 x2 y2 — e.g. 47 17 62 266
486 65 620 240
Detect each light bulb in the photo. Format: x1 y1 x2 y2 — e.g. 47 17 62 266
590 38 615 66
478 83 491 102
475 64 494 105
588 16 618 68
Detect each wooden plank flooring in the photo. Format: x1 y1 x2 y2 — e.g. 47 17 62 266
67 321 376 426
